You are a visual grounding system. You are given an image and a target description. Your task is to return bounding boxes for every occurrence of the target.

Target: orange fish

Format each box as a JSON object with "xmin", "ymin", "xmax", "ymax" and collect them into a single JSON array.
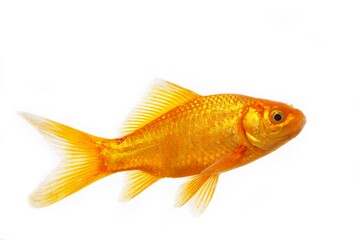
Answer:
[{"xmin": 20, "ymin": 80, "xmax": 306, "ymax": 214}]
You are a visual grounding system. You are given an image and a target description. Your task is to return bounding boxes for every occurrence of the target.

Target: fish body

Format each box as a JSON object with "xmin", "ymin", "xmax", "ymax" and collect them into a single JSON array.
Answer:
[
  {"xmin": 20, "ymin": 81, "xmax": 306, "ymax": 214},
  {"xmin": 106, "ymin": 94, "xmax": 248, "ymax": 177}
]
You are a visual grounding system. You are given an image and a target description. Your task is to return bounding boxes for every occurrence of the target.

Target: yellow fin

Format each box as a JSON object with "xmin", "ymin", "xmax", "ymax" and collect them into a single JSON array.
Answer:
[
  {"xmin": 120, "ymin": 80, "xmax": 200, "ymax": 136},
  {"xmin": 175, "ymin": 174, "xmax": 219, "ymax": 215},
  {"xmin": 190, "ymin": 174, "xmax": 219, "ymax": 215},
  {"xmin": 121, "ymin": 170, "xmax": 161, "ymax": 201},
  {"xmin": 19, "ymin": 112, "xmax": 110, "ymax": 208}
]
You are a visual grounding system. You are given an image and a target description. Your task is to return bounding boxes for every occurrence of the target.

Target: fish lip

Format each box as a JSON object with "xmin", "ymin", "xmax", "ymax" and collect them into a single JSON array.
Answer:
[
  {"xmin": 290, "ymin": 112, "xmax": 306, "ymax": 137},
  {"xmin": 297, "ymin": 111, "xmax": 306, "ymax": 129}
]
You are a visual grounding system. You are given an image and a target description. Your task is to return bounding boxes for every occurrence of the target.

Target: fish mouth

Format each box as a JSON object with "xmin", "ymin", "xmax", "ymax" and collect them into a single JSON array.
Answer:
[
  {"xmin": 275, "ymin": 117, "xmax": 306, "ymax": 148},
  {"xmin": 296, "ymin": 109, "xmax": 306, "ymax": 128},
  {"xmin": 289, "ymin": 110, "xmax": 306, "ymax": 138}
]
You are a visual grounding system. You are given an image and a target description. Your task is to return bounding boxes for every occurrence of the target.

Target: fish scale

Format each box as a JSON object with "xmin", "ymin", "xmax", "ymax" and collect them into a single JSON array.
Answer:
[
  {"xmin": 131, "ymin": 95, "xmax": 239, "ymax": 174},
  {"xmin": 109, "ymin": 95, "xmax": 245, "ymax": 177}
]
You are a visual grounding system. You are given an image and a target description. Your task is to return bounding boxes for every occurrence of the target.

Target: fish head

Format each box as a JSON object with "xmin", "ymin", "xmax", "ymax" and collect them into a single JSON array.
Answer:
[{"xmin": 242, "ymin": 99, "xmax": 306, "ymax": 151}]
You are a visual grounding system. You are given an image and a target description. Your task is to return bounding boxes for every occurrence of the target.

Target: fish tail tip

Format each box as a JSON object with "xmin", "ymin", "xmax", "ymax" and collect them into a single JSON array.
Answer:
[
  {"xmin": 17, "ymin": 111, "xmax": 32, "ymax": 119},
  {"xmin": 18, "ymin": 112, "xmax": 45, "ymax": 125},
  {"xmin": 21, "ymin": 112, "xmax": 111, "ymax": 207},
  {"xmin": 28, "ymin": 194, "xmax": 46, "ymax": 208}
]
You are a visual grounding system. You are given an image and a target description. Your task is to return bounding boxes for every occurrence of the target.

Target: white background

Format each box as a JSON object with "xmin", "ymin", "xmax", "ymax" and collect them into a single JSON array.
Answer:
[{"xmin": 1, "ymin": 0, "xmax": 359, "ymax": 239}]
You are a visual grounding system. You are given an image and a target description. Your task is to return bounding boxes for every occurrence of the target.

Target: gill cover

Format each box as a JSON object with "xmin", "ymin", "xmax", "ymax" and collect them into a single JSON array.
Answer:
[{"xmin": 243, "ymin": 105, "xmax": 267, "ymax": 150}]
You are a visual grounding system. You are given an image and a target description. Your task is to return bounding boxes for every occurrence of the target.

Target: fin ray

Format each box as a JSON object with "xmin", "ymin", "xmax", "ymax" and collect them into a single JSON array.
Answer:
[
  {"xmin": 120, "ymin": 80, "xmax": 200, "ymax": 136},
  {"xmin": 190, "ymin": 174, "xmax": 219, "ymax": 215},
  {"xmin": 121, "ymin": 170, "xmax": 161, "ymax": 201},
  {"xmin": 175, "ymin": 174, "xmax": 219, "ymax": 215},
  {"xmin": 19, "ymin": 112, "xmax": 110, "ymax": 208},
  {"xmin": 175, "ymin": 174, "xmax": 210, "ymax": 208}
]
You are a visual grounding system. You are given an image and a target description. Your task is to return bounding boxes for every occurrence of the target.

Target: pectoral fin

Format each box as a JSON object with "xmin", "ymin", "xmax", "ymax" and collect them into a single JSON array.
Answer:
[
  {"xmin": 175, "ymin": 174, "xmax": 219, "ymax": 215},
  {"xmin": 121, "ymin": 170, "xmax": 161, "ymax": 201},
  {"xmin": 175, "ymin": 145, "xmax": 247, "ymax": 214},
  {"xmin": 201, "ymin": 145, "xmax": 247, "ymax": 174}
]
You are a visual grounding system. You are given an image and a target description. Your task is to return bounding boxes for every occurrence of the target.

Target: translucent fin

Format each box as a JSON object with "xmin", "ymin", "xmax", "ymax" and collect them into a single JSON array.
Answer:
[
  {"xmin": 120, "ymin": 80, "xmax": 200, "ymax": 136},
  {"xmin": 175, "ymin": 175, "xmax": 211, "ymax": 208},
  {"xmin": 19, "ymin": 112, "xmax": 110, "ymax": 208},
  {"xmin": 190, "ymin": 174, "xmax": 219, "ymax": 215},
  {"xmin": 121, "ymin": 170, "xmax": 161, "ymax": 201},
  {"xmin": 175, "ymin": 174, "xmax": 219, "ymax": 215}
]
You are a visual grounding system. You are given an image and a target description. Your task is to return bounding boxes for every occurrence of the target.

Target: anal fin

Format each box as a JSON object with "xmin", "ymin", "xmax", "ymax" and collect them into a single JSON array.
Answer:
[
  {"xmin": 175, "ymin": 174, "xmax": 219, "ymax": 215},
  {"xmin": 121, "ymin": 170, "xmax": 161, "ymax": 201}
]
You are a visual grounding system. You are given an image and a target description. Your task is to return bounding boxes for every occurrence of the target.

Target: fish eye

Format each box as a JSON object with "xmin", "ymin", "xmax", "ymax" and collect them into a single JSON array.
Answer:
[
  {"xmin": 270, "ymin": 110, "xmax": 285, "ymax": 124},
  {"xmin": 274, "ymin": 113, "xmax": 282, "ymax": 121}
]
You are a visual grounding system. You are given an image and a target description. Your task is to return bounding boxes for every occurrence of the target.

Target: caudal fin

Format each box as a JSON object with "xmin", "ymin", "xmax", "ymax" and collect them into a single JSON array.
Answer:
[{"xmin": 19, "ymin": 112, "xmax": 110, "ymax": 208}]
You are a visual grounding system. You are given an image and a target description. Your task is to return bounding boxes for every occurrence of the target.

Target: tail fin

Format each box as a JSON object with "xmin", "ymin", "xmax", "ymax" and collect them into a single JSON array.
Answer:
[{"xmin": 19, "ymin": 112, "xmax": 110, "ymax": 208}]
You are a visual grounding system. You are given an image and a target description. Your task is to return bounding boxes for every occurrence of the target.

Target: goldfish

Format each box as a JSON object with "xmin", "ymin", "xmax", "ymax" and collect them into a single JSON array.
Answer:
[{"xmin": 20, "ymin": 80, "xmax": 306, "ymax": 214}]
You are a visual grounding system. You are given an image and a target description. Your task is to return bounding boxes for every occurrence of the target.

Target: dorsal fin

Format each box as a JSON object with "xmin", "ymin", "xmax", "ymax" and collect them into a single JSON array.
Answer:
[{"xmin": 120, "ymin": 80, "xmax": 200, "ymax": 136}]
